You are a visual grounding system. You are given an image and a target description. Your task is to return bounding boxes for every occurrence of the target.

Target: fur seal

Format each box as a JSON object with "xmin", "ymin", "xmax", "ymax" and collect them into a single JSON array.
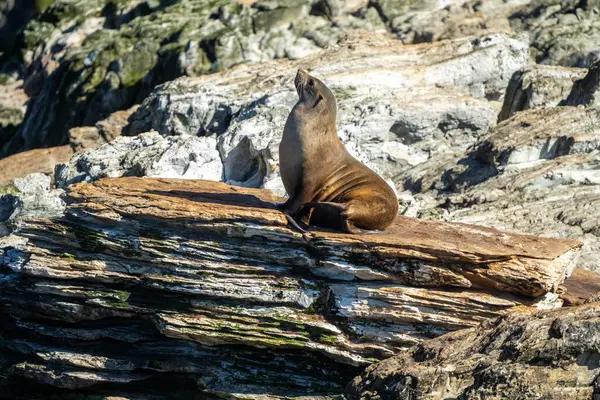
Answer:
[{"xmin": 279, "ymin": 69, "xmax": 398, "ymax": 233}]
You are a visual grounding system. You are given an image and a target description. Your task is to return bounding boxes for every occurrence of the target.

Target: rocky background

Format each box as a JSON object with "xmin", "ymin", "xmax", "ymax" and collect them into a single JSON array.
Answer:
[{"xmin": 2, "ymin": 0, "xmax": 600, "ymax": 398}]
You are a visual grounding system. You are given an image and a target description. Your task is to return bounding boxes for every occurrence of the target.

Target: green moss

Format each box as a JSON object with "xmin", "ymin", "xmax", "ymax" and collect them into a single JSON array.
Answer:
[
  {"xmin": 190, "ymin": 47, "xmax": 212, "ymax": 76},
  {"xmin": 0, "ymin": 107, "xmax": 24, "ymax": 128},
  {"xmin": 118, "ymin": 40, "xmax": 159, "ymax": 87},
  {"xmin": 317, "ymin": 334, "xmax": 338, "ymax": 345},
  {"xmin": 23, "ymin": 21, "xmax": 55, "ymax": 51},
  {"xmin": 68, "ymin": 225, "xmax": 108, "ymax": 253},
  {"xmin": 109, "ymin": 301, "xmax": 131, "ymax": 309},
  {"xmin": 0, "ymin": 183, "xmax": 19, "ymax": 196},
  {"xmin": 333, "ymin": 86, "xmax": 357, "ymax": 102},
  {"xmin": 46, "ymin": 0, "xmax": 107, "ymax": 22},
  {"xmin": 0, "ymin": 73, "xmax": 11, "ymax": 85},
  {"xmin": 35, "ymin": 0, "xmax": 56, "ymax": 12},
  {"xmin": 214, "ymin": 32, "xmax": 243, "ymax": 72},
  {"xmin": 253, "ymin": 5, "xmax": 306, "ymax": 32},
  {"xmin": 417, "ymin": 206, "xmax": 447, "ymax": 221}
]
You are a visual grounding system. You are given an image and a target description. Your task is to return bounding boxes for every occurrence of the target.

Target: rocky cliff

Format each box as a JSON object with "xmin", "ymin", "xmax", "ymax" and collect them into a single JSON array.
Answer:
[{"xmin": 2, "ymin": 0, "xmax": 600, "ymax": 398}]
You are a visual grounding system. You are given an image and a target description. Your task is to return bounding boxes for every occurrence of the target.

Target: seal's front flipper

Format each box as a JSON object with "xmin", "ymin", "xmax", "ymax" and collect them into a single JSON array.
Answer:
[{"xmin": 283, "ymin": 211, "xmax": 308, "ymax": 233}]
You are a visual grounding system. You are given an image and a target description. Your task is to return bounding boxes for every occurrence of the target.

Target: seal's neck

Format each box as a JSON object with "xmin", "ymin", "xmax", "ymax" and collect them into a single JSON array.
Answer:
[{"xmin": 291, "ymin": 102, "xmax": 337, "ymax": 139}]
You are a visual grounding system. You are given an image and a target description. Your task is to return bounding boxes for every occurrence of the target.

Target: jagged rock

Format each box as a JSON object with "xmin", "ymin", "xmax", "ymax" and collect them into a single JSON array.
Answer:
[
  {"xmin": 509, "ymin": 0, "xmax": 600, "ymax": 68},
  {"xmin": 498, "ymin": 64, "xmax": 587, "ymax": 122},
  {"xmin": 346, "ymin": 302, "xmax": 600, "ymax": 399},
  {"xmin": 55, "ymin": 131, "xmax": 222, "ymax": 188},
  {"xmin": 0, "ymin": 145, "xmax": 73, "ymax": 185},
  {"xmin": 0, "ymin": 80, "xmax": 27, "ymax": 151},
  {"xmin": 0, "ymin": 0, "xmax": 387, "ymax": 158},
  {"xmin": 388, "ymin": 0, "xmax": 525, "ymax": 43},
  {"xmin": 433, "ymin": 106, "xmax": 600, "ymax": 273},
  {"xmin": 561, "ymin": 267, "xmax": 600, "ymax": 305},
  {"xmin": 0, "ymin": 177, "xmax": 581, "ymax": 398},
  {"xmin": 562, "ymin": 60, "xmax": 600, "ymax": 107},
  {"xmin": 0, "ymin": 0, "xmax": 37, "ymax": 57},
  {"xmin": 0, "ymin": 173, "xmax": 65, "ymax": 236},
  {"xmin": 126, "ymin": 31, "xmax": 529, "ymax": 195},
  {"xmin": 69, "ymin": 105, "xmax": 139, "ymax": 152}
]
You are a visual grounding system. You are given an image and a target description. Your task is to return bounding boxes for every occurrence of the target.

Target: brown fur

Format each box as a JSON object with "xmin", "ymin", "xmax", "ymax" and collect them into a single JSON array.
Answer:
[{"xmin": 279, "ymin": 69, "xmax": 398, "ymax": 233}]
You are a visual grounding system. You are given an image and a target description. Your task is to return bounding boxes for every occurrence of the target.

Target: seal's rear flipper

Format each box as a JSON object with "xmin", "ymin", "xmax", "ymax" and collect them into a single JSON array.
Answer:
[
  {"xmin": 299, "ymin": 202, "xmax": 393, "ymax": 235},
  {"xmin": 341, "ymin": 220, "xmax": 388, "ymax": 235},
  {"xmin": 346, "ymin": 227, "xmax": 393, "ymax": 235}
]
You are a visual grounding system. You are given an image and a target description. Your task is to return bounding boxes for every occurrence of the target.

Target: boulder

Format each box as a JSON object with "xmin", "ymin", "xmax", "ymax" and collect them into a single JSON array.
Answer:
[
  {"xmin": 562, "ymin": 60, "xmax": 600, "ymax": 107},
  {"xmin": 0, "ymin": 177, "xmax": 582, "ymax": 398},
  {"xmin": 0, "ymin": 173, "xmax": 65, "ymax": 236},
  {"xmin": 498, "ymin": 64, "xmax": 587, "ymax": 121},
  {"xmin": 55, "ymin": 132, "xmax": 222, "ymax": 188},
  {"xmin": 346, "ymin": 302, "xmax": 600, "ymax": 399},
  {"xmin": 510, "ymin": 0, "xmax": 600, "ymax": 68}
]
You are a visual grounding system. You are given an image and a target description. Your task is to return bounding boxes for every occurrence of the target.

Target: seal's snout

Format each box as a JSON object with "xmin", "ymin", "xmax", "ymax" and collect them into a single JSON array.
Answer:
[{"xmin": 295, "ymin": 69, "xmax": 310, "ymax": 91}]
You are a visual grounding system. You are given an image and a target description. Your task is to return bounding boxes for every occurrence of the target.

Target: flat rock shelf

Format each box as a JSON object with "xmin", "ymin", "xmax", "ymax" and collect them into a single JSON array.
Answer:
[{"xmin": 0, "ymin": 178, "xmax": 582, "ymax": 399}]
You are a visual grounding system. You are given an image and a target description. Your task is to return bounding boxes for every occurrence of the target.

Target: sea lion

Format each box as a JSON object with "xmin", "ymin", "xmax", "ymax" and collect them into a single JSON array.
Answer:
[{"xmin": 278, "ymin": 69, "xmax": 398, "ymax": 233}]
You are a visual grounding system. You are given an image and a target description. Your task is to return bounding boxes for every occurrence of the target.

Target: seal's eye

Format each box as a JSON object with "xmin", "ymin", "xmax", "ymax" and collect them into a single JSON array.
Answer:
[{"xmin": 308, "ymin": 79, "xmax": 315, "ymax": 87}]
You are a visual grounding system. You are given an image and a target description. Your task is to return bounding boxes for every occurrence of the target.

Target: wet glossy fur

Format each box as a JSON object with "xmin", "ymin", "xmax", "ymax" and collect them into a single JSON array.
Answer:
[{"xmin": 279, "ymin": 69, "xmax": 398, "ymax": 233}]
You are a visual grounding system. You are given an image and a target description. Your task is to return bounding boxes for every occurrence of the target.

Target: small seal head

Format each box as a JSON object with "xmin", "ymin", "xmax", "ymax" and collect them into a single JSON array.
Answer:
[{"xmin": 294, "ymin": 69, "xmax": 334, "ymax": 112}]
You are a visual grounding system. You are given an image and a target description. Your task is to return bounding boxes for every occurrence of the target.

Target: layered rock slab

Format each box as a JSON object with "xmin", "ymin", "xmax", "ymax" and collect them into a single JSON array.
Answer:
[
  {"xmin": 346, "ymin": 302, "xmax": 600, "ymax": 399},
  {"xmin": 0, "ymin": 177, "xmax": 582, "ymax": 398}
]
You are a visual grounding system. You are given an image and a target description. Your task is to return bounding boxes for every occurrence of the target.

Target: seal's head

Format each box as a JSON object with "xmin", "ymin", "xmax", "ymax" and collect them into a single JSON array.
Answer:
[{"xmin": 294, "ymin": 69, "xmax": 336, "ymax": 117}]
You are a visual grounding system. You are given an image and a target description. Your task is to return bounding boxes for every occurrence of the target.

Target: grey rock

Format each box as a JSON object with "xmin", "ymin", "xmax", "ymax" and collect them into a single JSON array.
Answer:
[
  {"xmin": 432, "ymin": 106, "xmax": 600, "ymax": 273},
  {"xmin": 562, "ymin": 60, "xmax": 600, "ymax": 107},
  {"xmin": 55, "ymin": 131, "xmax": 223, "ymax": 188},
  {"xmin": 0, "ymin": 173, "xmax": 65, "ymax": 236},
  {"xmin": 389, "ymin": 0, "xmax": 527, "ymax": 43},
  {"xmin": 0, "ymin": 234, "xmax": 28, "ymax": 272},
  {"xmin": 346, "ymin": 302, "xmax": 600, "ymax": 399},
  {"xmin": 510, "ymin": 0, "xmax": 600, "ymax": 68},
  {"xmin": 498, "ymin": 64, "xmax": 588, "ymax": 121}
]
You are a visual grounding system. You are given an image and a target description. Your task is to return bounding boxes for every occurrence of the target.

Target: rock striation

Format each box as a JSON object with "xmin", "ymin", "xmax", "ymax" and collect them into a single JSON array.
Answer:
[
  {"xmin": 0, "ymin": 177, "xmax": 581, "ymax": 398},
  {"xmin": 346, "ymin": 302, "xmax": 600, "ymax": 399}
]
